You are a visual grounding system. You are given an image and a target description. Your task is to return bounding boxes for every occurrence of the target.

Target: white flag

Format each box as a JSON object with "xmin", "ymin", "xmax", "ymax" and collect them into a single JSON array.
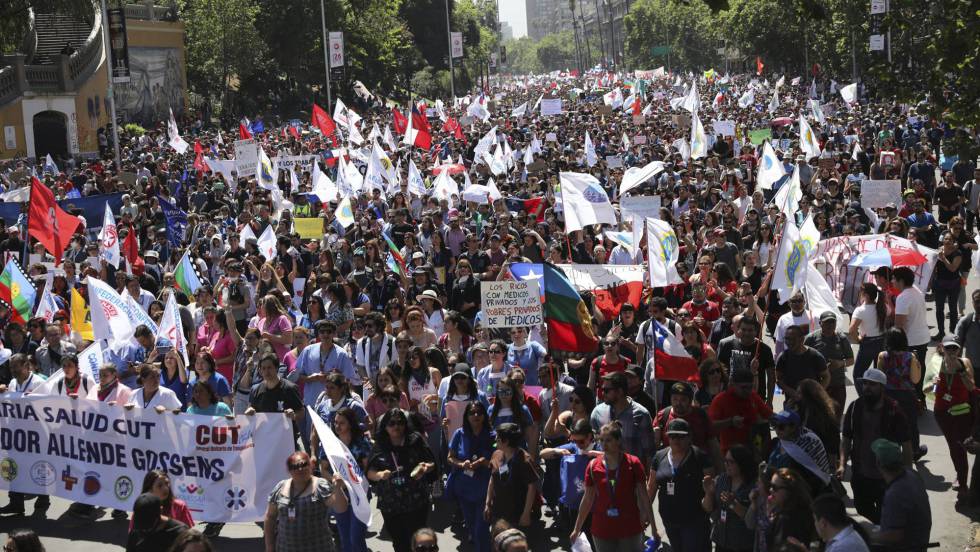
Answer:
[
  {"xmin": 474, "ymin": 126, "xmax": 497, "ymax": 158},
  {"xmin": 809, "ymin": 99, "xmax": 826, "ymax": 125},
  {"xmin": 256, "ymin": 225, "xmax": 277, "ymax": 260},
  {"xmin": 99, "ymin": 202, "xmax": 121, "ymax": 269},
  {"xmin": 44, "ymin": 153, "xmax": 59, "ymax": 175},
  {"xmin": 462, "ymin": 184, "xmax": 494, "ymax": 204},
  {"xmin": 603, "ymin": 88, "xmax": 624, "ymax": 108},
  {"xmin": 851, "ymin": 140, "xmax": 862, "ymax": 161},
  {"xmin": 559, "ymin": 172, "xmax": 617, "ymax": 233},
  {"xmin": 680, "ymin": 81, "xmax": 699, "ymax": 114},
  {"xmin": 126, "ymin": 293, "xmax": 158, "ymax": 334},
  {"xmin": 382, "ymin": 125, "xmax": 397, "ymax": 152},
  {"xmin": 511, "ymin": 102, "xmax": 528, "ymax": 117},
  {"xmin": 774, "ymin": 166, "xmax": 802, "ymax": 219},
  {"xmin": 312, "ymin": 161, "xmax": 337, "ymax": 204},
  {"xmin": 646, "ymin": 217, "xmax": 682, "ymax": 287},
  {"xmin": 308, "ymin": 406, "xmax": 372, "ymax": 527},
  {"xmin": 737, "ymin": 89, "xmax": 755, "ymax": 109},
  {"xmin": 240, "ymin": 223, "xmax": 257, "ymax": 245},
  {"xmin": 756, "ymin": 141, "xmax": 786, "ymax": 190},
  {"xmin": 467, "ymin": 97, "xmax": 490, "ymax": 122},
  {"xmin": 432, "ymin": 169, "xmax": 459, "ymax": 202},
  {"xmin": 167, "ymin": 109, "xmax": 189, "ymax": 154},
  {"xmin": 288, "ymin": 167, "xmax": 301, "ymax": 194},
  {"xmin": 799, "ymin": 114, "xmax": 821, "ymax": 160},
  {"xmin": 767, "ymin": 90, "xmax": 780, "ymax": 114},
  {"xmin": 257, "ymin": 147, "xmax": 277, "ymax": 190},
  {"xmin": 620, "ymin": 161, "xmax": 665, "ymax": 196},
  {"xmin": 775, "ymin": 75, "xmax": 785, "ymax": 89},
  {"xmin": 334, "ymin": 196, "xmax": 356, "ymax": 228},
  {"xmin": 533, "ymin": 94, "xmax": 543, "ymax": 112},
  {"xmin": 690, "ymin": 114, "xmax": 708, "ymax": 159},
  {"xmin": 839, "ymin": 82, "xmax": 858, "ymax": 104},
  {"xmin": 364, "ymin": 142, "xmax": 387, "ymax": 195},
  {"xmin": 407, "ymin": 159, "xmax": 427, "ymax": 197},
  {"xmin": 772, "ymin": 221, "xmax": 808, "ymax": 299},
  {"xmin": 34, "ymin": 287, "xmax": 60, "ymax": 323},
  {"xmin": 87, "ymin": 277, "xmax": 136, "ymax": 345},
  {"xmin": 157, "ymin": 291, "xmax": 188, "ymax": 364},
  {"xmin": 0, "ymin": 187, "xmax": 30, "ymax": 203},
  {"xmin": 487, "ymin": 178, "xmax": 502, "ymax": 202},
  {"xmin": 622, "ymin": 133, "xmax": 631, "ymax": 150},
  {"xmin": 77, "ymin": 340, "xmax": 104, "ymax": 386},
  {"xmin": 584, "ymin": 131, "xmax": 597, "ymax": 167},
  {"xmin": 799, "ymin": 213, "xmax": 821, "ymax": 258},
  {"xmin": 804, "ymin": 266, "xmax": 841, "ymax": 322}
]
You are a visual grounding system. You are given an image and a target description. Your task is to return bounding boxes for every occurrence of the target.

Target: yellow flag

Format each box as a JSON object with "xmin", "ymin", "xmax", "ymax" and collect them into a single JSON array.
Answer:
[
  {"xmin": 70, "ymin": 286, "xmax": 94, "ymax": 341},
  {"xmin": 294, "ymin": 217, "xmax": 324, "ymax": 240}
]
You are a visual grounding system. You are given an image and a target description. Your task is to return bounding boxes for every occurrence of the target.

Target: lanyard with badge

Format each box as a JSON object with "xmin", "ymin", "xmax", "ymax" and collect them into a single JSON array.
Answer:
[
  {"xmin": 390, "ymin": 451, "xmax": 407, "ymax": 486},
  {"xmin": 665, "ymin": 451, "xmax": 679, "ymax": 496},
  {"xmin": 16, "ymin": 373, "xmax": 33, "ymax": 393},
  {"xmin": 604, "ymin": 458, "xmax": 620, "ymax": 517},
  {"xmin": 287, "ymin": 478, "xmax": 312, "ymax": 520}
]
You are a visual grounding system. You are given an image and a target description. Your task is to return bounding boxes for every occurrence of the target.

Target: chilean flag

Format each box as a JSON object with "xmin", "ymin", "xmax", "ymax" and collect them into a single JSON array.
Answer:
[
  {"xmin": 554, "ymin": 264, "xmax": 645, "ymax": 321},
  {"xmin": 239, "ymin": 122, "xmax": 252, "ymax": 140},
  {"xmin": 651, "ymin": 319, "xmax": 699, "ymax": 383}
]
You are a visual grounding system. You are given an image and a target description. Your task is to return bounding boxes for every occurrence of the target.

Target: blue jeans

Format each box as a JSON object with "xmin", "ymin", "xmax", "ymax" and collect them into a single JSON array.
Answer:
[
  {"xmin": 335, "ymin": 508, "xmax": 368, "ymax": 552},
  {"xmin": 459, "ymin": 497, "xmax": 490, "ymax": 552}
]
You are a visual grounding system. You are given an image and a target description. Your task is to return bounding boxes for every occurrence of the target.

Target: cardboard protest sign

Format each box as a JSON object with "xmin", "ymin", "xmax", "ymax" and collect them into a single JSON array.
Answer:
[
  {"xmin": 860, "ymin": 180, "xmax": 902, "ymax": 209},
  {"xmin": 481, "ymin": 280, "xmax": 542, "ymax": 328}
]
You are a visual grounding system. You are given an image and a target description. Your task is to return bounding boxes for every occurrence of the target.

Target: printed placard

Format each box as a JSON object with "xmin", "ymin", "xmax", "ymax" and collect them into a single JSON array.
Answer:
[{"xmin": 860, "ymin": 180, "xmax": 902, "ymax": 209}]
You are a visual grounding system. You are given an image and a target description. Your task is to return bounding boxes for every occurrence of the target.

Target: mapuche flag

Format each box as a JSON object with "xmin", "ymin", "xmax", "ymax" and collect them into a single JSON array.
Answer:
[
  {"xmin": 509, "ymin": 262, "xmax": 598, "ymax": 353},
  {"xmin": 0, "ymin": 259, "xmax": 37, "ymax": 324},
  {"xmin": 28, "ymin": 176, "xmax": 82, "ymax": 265}
]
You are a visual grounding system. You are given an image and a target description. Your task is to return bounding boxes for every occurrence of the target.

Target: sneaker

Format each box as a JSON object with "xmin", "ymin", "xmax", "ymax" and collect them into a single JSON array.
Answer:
[
  {"xmin": 112, "ymin": 509, "xmax": 128, "ymax": 520},
  {"xmin": 203, "ymin": 523, "xmax": 224, "ymax": 538},
  {"xmin": 915, "ymin": 444, "xmax": 928, "ymax": 462},
  {"xmin": 931, "ymin": 333, "xmax": 945, "ymax": 342},
  {"xmin": 0, "ymin": 503, "xmax": 25, "ymax": 516}
]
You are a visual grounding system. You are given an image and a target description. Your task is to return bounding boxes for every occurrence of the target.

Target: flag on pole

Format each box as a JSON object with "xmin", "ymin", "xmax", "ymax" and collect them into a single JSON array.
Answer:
[
  {"xmin": 77, "ymin": 341, "xmax": 103, "ymax": 385},
  {"xmin": 256, "ymin": 225, "xmax": 277, "ymax": 260},
  {"xmin": 257, "ymin": 147, "xmax": 277, "ymax": 190},
  {"xmin": 43, "ymin": 154, "xmax": 59, "ymax": 175},
  {"xmin": 554, "ymin": 263, "xmax": 644, "ymax": 320},
  {"xmin": 646, "ymin": 217, "xmax": 682, "ymax": 287},
  {"xmin": 312, "ymin": 103, "xmax": 338, "ymax": 144},
  {"xmin": 690, "ymin": 114, "xmax": 708, "ymax": 159},
  {"xmin": 768, "ymin": 90, "xmax": 780, "ymax": 114},
  {"xmin": 772, "ymin": 220, "xmax": 808, "ymax": 300},
  {"xmin": 799, "ymin": 213, "xmax": 821, "ymax": 258},
  {"xmin": 70, "ymin": 286, "xmax": 94, "ymax": 341},
  {"xmin": 87, "ymin": 276, "xmax": 136, "ymax": 345},
  {"xmin": 839, "ymin": 83, "xmax": 858, "ymax": 104},
  {"xmin": 309, "ymin": 406, "xmax": 372, "ymax": 526},
  {"xmin": 737, "ymin": 89, "xmax": 755, "ymax": 109},
  {"xmin": 509, "ymin": 263, "xmax": 598, "ymax": 353},
  {"xmin": 335, "ymin": 196, "xmax": 356, "ymax": 228},
  {"xmin": 584, "ymin": 131, "xmax": 597, "ymax": 167},
  {"xmin": 798, "ymin": 114, "xmax": 821, "ymax": 160},
  {"xmin": 651, "ymin": 319, "xmax": 699, "ymax": 382},
  {"xmin": 158, "ymin": 291, "xmax": 189, "ymax": 364},
  {"xmin": 558, "ymin": 172, "xmax": 617, "ymax": 233},
  {"xmin": 774, "ymin": 166, "xmax": 803, "ymax": 220},
  {"xmin": 98, "ymin": 202, "xmax": 121, "ymax": 269},
  {"xmin": 382, "ymin": 232, "xmax": 406, "ymax": 275},
  {"xmin": 0, "ymin": 260, "xmax": 36, "ymax": 324},
  {"xmin": 34, "ymin": 287, "xmax": 60, "ymax": 323},
  {"xmin": 28, "ymin": 176, "xmax": 82, "ymax": 265},
  {"xmin": 173, "ymin": 251, "xmax": 204, "ymax": 298},
  {"xmin": 756, "ymin": 56, "xmax": 764, "ymax": 75},
  {"xmin": 680, "ymin": 81, "xmax": 699, "ymax": 114},
  {"xmin": 756, "ymin": 141, "xmax": 786, "ymax": 189}
]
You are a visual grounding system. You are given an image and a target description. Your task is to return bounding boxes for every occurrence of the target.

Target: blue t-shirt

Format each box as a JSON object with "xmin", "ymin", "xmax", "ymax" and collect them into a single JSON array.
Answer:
[
  {"xmin": 161, "ymin": 368, "xmax": 187, "ymax": 406},
  {"xmin": 446, "ymin": 427, "xmax": 494, "ymax": 502},
  {"xmin": 187, "ymin": 372, "xmax": 232, "ymax": 401},
  {"xmin": 488, "ymin": 403, "xmax": 533, "ymax": 430},
  {"xmin": 506, "ymin": 342, "xmax": 547, "ymax": 386}
]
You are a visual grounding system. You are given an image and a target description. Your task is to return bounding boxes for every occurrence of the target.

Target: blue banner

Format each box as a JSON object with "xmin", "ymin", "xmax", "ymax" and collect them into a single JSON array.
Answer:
[{"xmin": 0, "ymin": 192, "xmax": 125, "ymax": 227}]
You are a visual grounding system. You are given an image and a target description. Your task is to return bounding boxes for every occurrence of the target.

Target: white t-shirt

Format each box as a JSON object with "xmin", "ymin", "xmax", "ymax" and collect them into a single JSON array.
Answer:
[
  {"xmin": 774, "ymin": 311, "xmax": 813, "ymax": 358},
  {"xmin": 895, "ymin": 286, "xmax": 930, "ymax": 346},
  {"xmin": 852, "ymin": 303, "xmax": 884, "ymax": 338},
  {"xmin": 131, "ymin": 386, "xmax": 183, "ymax": 410}
]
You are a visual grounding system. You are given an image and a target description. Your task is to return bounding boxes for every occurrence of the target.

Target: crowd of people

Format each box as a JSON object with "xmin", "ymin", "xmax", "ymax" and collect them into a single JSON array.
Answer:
[{"xmin": 0, "ymin": 66, "xmax": 977, "ymax": 552}]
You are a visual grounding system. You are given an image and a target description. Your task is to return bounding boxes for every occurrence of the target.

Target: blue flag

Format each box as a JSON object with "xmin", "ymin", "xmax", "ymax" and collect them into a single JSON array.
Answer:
[
  {"xmin": 250, "ymin": 119, "xmax": 265, "ymax": 134},
  {"xmin": 157, "ymin": 195, "xmax": 188, "ymax": 246}
]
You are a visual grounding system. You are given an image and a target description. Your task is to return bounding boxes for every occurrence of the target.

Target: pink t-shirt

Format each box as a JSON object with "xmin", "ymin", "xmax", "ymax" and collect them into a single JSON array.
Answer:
[
  {"xmin": 256, "ymin": 315, "xmax": 293, "ymax": 360},
  {"xmin": 209, "ymin": 332, "xmax": 236, "ymax": 383}
]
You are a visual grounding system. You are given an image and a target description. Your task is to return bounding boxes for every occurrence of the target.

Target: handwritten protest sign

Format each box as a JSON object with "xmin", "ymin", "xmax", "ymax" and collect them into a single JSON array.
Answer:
[
  {"xmin": 860, "ymin": 180, "xmax": 902, "ymax": 209},
  {"xmin": 540, "ymin": 99, "xmax": 563, "ymax": 116},
  {"xmin": 481, "ymin": 280, "xmax": 542, "ymax": 328},
  {"xmin": 233, "ymin": 139, "xmax": 258, "ymax": 176}
]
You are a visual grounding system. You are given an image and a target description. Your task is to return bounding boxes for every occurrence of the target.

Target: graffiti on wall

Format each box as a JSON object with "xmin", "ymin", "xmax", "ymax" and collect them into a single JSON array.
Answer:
[{"xmin": 114, "ymin": 47, "xmax": 185, "ymax": 124}]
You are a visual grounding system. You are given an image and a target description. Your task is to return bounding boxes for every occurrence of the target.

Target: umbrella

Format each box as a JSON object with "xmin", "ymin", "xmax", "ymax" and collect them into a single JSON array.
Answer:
[
  {"xmin": 848, "ymin": 247, "xmax": 928, "ymax": 268},
  {"xmin": 771, "ymin": 117, "xmax": 793, "ymax": 127},
  {"xmin": 431, "ymin": 163, "xmax": 466, "ymax": 176}
]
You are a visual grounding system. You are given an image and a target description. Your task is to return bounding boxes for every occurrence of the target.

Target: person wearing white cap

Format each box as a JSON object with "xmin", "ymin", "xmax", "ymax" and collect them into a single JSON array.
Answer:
[{"xmin": 838, "ymin": 367, "xmax": 914, "ymax": 524}]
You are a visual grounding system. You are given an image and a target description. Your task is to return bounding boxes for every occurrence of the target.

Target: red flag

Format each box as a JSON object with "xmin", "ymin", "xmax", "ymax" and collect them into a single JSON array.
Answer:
[
  {"xmin": 442, "ymin": 117, "xmax": 464, "ymax": 141},
  {"xmin": 193, "ymin": 152, "xmax": 207, "ymax": 173},
  {"xmin": 289, "ymin": 126, "xmax": 300, "ymax": 140},
  {"xmin": 408, "ymin": 106, "xmax": 432, "ymax": 150},
  {"xmin": 410, "ymin": 106, "xmax": 430, "ymax": 133},
  {"xmin": 193, "ymin": 141, "xmax": 203, "ymax": 155},
  {"xmin": 633, "ymin": 96, "xmax": 642, "ymax": 116},
  {"xmin": 392, "ymin": 107, "xmax": 408, "ymax": 134},
  {"xmin": 311, "ymin": 103, "xmax": 338, "ymax": 145},
  {"xmin": 122, "ymin": 225, "xmax": 144, "ymax": 276},
  {"xmin": 28, "ymin": 177, "xmax": 82, "ymax": 265},
  {"xmin": 756, "ymin": 56, "xmax": 764, "ymax": 75},
  {"xmin": 523, "ymin": 196, "xmax": 546, "ymax": 222},
  {"xmin": 239, "ymin": 123, "xmax": 252, "ymax": 139}
]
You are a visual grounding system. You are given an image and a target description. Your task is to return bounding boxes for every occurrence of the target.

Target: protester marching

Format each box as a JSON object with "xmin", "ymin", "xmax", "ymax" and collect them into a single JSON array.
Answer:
[{"xmin": 1, "ymin": 62, "xmax": 976, "ymax": 552}]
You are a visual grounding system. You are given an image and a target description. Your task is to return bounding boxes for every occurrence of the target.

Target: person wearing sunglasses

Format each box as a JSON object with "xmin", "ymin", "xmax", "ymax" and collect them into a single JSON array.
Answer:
[
  {"xmin": 747, "ymin": 468, "xmax": 816, "ymax": 551},
  {"xmin": 410, "ymin": 527, "xmax": 439, "ymax": 552},
  {"xmin": 767, "ymin": 409, "xmax": 834, "ymax": 497},
  {"xmin": 289, "ymin": 320, "xmax": 356, "ymax": 451},
  {"xmin": 476, "ymin": 339, "xmax": 510, "ymax": 398},
  {"xmin": 264, "ymin": 451, "xmax": 348, "ymax": 552},
  {"xmin": 367, "ymin": 409, "xmax": 438, "ymax": 552},
  {"xmin": 446, "ymin": 401, "xmax": 494, "ymax": 552}
]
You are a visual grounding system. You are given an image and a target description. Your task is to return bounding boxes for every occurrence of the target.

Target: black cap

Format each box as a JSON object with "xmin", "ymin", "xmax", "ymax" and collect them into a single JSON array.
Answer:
[{"xmin": 670, "ymin": 381, "xmax": 694, "ymax": 399}]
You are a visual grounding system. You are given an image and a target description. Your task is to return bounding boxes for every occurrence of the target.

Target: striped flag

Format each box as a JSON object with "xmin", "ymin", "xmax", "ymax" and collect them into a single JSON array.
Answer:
[
  {"xmin": 0, "ymin": 259, "xmax": 36, "ymax": 324},
  {"xmin": 173, "ymin": 250, "xmax": 204, "ymax": 298}
]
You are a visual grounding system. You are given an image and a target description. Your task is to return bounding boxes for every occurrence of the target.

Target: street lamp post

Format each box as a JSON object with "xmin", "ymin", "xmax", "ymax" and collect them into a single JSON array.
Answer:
[
  {"xmin": 446, "ymin": 0, "xmax": 455, "ymax": 98},
  {"xmin": 319, "ymin": 0, "xmax": 332, "ymax": 109}
]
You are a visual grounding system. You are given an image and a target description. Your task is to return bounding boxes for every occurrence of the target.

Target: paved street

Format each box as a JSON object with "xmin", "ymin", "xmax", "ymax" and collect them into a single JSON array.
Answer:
[{"xmin": 2, "ymin": 282, "xmax": 975, "ymax": 551}]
